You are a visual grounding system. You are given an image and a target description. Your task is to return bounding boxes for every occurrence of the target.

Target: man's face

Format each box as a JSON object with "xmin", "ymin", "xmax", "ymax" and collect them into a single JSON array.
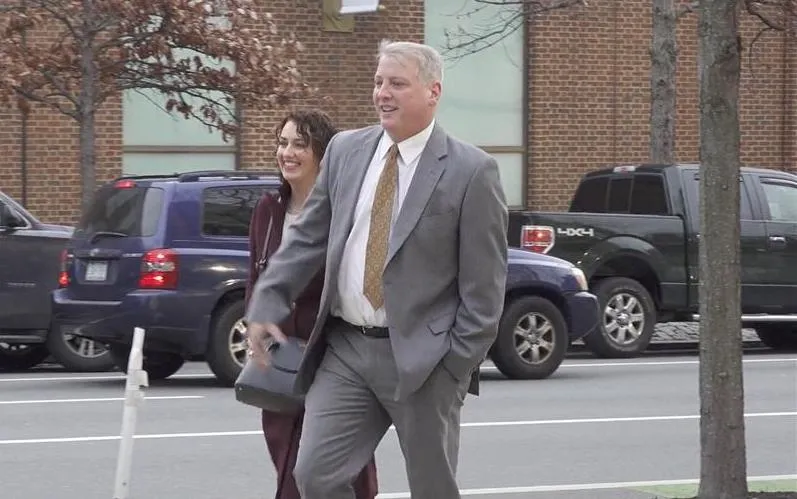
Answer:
[{"xmin": 372, "ymin": 55, "xmax": 440, "ymax": 142}]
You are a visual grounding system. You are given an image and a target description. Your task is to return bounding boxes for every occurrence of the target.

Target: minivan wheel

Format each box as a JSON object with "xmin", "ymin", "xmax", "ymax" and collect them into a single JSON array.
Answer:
[
  {"xmin": 45, "ymin": 328, "xmax": 114, "ymax": 372},
  {"xmin": 0, "ymin": 343, "xmax": 49, "ymax": 371},
  {"xmin": 582, "ymin": 277, "xmax": 656, "ymax": 358},
  {"xmin": 206, "ymin": 298, "xmax": 247, "ymax": 387},
  {"xmin": 490, "ymin": 296, "xmax": 568, "ymax": 380},
  {"xmin": 109, "ymin": 345, "xmax": 185, "ymax": 381}
]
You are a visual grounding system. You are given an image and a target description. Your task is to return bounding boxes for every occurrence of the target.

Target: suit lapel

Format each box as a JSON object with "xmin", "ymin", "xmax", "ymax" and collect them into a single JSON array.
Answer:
[
  {"xmin": 387, "ymin": 124, "xmax": 448, "ymax": 263},
  {"xmin": 335, "ymin": 126, "xmax": 383, "ymax": 242}
]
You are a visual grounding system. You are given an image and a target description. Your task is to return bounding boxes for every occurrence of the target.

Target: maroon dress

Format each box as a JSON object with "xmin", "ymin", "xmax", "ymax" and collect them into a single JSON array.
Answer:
[{"xmin": 245, "ymin": 185, "xmax": 379, "ymax": 499}]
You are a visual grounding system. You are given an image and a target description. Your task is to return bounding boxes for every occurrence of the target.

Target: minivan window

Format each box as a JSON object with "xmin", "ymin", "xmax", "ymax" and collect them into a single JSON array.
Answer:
[
  {"xmin": 202, "ymin": 186, "xmax": 270, "ymax": 237},
  {"xmin": 77, "ymin": 185, "xmax": 164, "ymax": 237}
]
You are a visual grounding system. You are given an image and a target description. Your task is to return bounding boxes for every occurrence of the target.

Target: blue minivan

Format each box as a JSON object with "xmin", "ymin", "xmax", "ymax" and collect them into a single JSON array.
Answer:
[{"xmin": 52, "ymin": 170, "xmax": 599, "ymax": 385}]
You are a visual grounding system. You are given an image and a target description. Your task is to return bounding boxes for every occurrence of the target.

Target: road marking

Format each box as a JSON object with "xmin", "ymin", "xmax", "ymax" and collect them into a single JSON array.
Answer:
[
  {"xmin": 1, "ymin": 411, "xmax": 793, "ymax": 445},
  {"xmin": 376, "ymin": 474, "xmax": 797, "ymax": 497},
  {"xmin": 1, "ymin": 356, "xmax": 794, "ymax": 383},
  {"xmin": 0, "ymin": 395, "xmax": 203, "ymax": 405},
  {"xmin": 483, "ymin": 357, "xmax": 797, "ymax": 371}
]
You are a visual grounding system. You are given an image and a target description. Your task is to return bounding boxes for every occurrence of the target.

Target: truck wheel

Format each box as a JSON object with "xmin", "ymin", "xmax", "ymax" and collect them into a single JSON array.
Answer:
[
  {"xmin": 109, "ymin": 345, "xmax": 185, "ymax": 381},
  {"xmin": 755, "ymin": 326, "xmax": 797, "ymax": 351},
  {"xmin": 206, "ymin": 298, "xmax": 247, "ymax": 387},
  {"xmin": 583, "ymin": 277, "xmax": 656, "ymax": 358},
  {"xmin": 0, "ymin": 343, "xmax": 49, "ymax": 371},
  {"xmin": 45, "ymin": 328, "xmax": 114, "ymax": 372},
  {"xmin": 491, "ymin": 296, "xmax": 568, "ymax": 380}
]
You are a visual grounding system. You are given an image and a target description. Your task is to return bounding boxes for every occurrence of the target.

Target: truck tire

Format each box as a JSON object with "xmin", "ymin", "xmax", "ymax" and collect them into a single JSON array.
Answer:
[
  {"xmin": 45, "ymin": 328, "xmax": 114, "ymax": 372},
  {"xmin": 0, "ymin": 344, "xmax": 49, "ymax": 371},
  {"xmin": 206, "ymin": 298, "xmax": 247, "ymax": 387},
  {"xmin": 491, "ymin": 296, "xmax": 568, "ymax": 380},
  {"xmin": 755, "ymin": 326, "xmax": 797, "ymax": 351},
  {"xmin": 583, "ymin": 277, "xmax": 656, "ymax": 358},
  {"xmin": 109, "ymin": 345, "xmax": 185, "ymax": 381}
]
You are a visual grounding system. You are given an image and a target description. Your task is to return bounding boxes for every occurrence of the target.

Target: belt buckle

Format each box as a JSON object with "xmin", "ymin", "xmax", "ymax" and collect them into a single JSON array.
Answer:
[{"xmin": 358, "ymin": 325, "xmax": 369, "ymax": 335}]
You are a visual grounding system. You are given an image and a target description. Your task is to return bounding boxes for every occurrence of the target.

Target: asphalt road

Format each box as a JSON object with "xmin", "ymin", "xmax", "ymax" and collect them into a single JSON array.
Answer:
[{"xmin": 1, "ymin": 351, "xmax": 795, "ymax": 499}]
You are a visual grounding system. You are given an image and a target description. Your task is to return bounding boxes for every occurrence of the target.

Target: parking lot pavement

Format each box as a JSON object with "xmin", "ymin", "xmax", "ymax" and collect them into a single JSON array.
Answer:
[{"xmin": 0, "ymin": 352, "xmax": 795, "ymax": 499}]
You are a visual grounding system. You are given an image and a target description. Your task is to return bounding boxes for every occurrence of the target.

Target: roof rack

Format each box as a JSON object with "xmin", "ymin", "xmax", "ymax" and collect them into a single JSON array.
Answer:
[{"xmin": 177, "ymin": 170, "xmax": 276, "ymax": 182}]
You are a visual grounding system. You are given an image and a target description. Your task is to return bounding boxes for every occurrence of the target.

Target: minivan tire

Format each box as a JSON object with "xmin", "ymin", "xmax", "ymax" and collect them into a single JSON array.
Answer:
[
  {"xmin": 582, "ymin": 277, "xmax": 656, "ymax": 358},
  {"xmin": 109, "ymin": 345, "xmax": 185, "ymax": 381},
  {"xmin": 0, "ymin": 343, "xmax": 49, "ymax": 371},
  {"xmin": 45, "ymin": 328, "xmax": 115, "ymax": 372},
  {"xmin": 490, "ymin": 295, "xmax": 569, "ymax": 380},
  {"xmin": 206, "ymin": 298, "xmax": 247, "ymax": 387}
]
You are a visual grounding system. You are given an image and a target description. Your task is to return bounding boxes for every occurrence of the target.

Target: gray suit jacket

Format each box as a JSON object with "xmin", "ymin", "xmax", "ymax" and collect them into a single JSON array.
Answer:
[{"xmin": 245, "ymin": 123, "xmax": 508, "ymax": 400}]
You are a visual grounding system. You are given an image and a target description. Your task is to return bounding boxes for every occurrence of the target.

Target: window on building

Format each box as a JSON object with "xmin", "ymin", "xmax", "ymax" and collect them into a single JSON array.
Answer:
[
  {"xmin": 424, "ymin": 0, "xmax": 525, "ymax": 207},
  {"xmin": 122, "ymin": 48, "xmax": 237, "ymax": 176}
]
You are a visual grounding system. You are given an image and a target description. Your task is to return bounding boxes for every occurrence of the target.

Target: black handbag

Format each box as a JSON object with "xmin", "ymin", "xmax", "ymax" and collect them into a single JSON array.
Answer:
[{"xmin": 234, "ymin": 336, "xmax": 306, "ymax": 413}]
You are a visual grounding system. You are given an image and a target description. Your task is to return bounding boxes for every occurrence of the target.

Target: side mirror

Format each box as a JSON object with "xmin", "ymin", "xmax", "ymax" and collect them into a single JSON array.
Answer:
[{"xmin": 0, "ymin": 204, "xmax": 25, "ymax": 230}]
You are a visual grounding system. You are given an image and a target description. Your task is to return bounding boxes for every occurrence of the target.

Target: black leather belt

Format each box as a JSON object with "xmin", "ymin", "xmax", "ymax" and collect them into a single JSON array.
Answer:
[{"xmin": 329, "ymin": 316, "xmax": 390, "ymax": 338}]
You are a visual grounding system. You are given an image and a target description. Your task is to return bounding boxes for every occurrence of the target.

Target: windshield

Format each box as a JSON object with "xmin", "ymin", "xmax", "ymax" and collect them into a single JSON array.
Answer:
[{"xmin": 76, "ymin": 185, "xmax": 164, "ymax": 237}]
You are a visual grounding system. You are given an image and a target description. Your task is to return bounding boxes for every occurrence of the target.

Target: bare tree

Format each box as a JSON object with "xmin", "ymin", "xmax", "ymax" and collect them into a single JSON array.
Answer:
[
  {"xmin": 649, "ymin": 0, "xmax": 697, "ymax": 164},
  {"xmin": 696, "ymin": 0, "xmax": 747, "ymax": 497},
  {"xmin": 0, "ymin": 0, "xmax": 311, "ymax": 213},
  {"xmin": 440, "ymin": 0, "xmax": 584, "ymax": 61}
]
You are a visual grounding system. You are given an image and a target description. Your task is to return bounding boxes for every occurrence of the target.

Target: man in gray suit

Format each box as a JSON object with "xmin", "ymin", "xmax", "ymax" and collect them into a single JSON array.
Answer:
[{"xmin": 245, "ymin": 40, "xmax": 508, "ymax": 498}]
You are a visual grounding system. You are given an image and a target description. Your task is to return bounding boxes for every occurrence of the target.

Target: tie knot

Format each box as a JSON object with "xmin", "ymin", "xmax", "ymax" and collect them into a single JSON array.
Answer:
[{"xmin": 387, "ymin": 143, "xmax": 399, "ymax": 162}]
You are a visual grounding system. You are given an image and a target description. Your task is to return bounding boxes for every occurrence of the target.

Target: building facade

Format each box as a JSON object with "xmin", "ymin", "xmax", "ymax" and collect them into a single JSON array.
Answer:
[{"xmin": 0, "ymin": 0, "xmax": 794, "ymax": 224}]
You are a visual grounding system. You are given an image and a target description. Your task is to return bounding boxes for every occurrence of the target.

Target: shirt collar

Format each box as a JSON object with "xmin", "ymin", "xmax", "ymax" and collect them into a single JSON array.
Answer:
[{"xmin": 379, "ymin": 119, "xmax": 435, "ymax": 166}]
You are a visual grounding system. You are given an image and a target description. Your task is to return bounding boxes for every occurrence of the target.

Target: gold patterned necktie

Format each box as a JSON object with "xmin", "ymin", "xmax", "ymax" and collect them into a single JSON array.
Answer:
[{"xmin": 363, "ymin": 144, "xmax": 400, "ymax": 310}]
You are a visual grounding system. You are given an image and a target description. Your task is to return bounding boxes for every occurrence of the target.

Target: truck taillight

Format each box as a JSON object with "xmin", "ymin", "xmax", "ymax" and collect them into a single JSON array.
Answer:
[
  {"xmin": 58, "ymin": 249, "xmax": 71, "ymax": 288},
  {"xmin": 138, "ymin": 249, "xmax": 178, "ymax": 289},
  {"xmin": 521, "ymin": 225, "xmax": 555, "ymax": 254}
]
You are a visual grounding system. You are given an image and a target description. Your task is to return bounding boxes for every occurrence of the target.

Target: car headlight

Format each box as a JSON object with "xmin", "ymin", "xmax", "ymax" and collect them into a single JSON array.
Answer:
[{"xmin": 571, "ymin": 267, "xmax": 588, "ymax": 291}]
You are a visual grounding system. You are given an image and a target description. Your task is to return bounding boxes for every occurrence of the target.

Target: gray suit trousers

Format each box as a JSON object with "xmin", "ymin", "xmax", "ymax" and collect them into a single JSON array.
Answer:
[{"xmin": 293, "ymin": 322, "xmax": 470, "ymax": 499}]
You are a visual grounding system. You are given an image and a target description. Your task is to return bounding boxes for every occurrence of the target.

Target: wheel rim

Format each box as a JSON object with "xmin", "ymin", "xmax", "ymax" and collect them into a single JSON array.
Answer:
[
  {"xmin": 228, "ymin": 319, "xmax": 248, "ymax": 368},
  {"xmin": 603, "ymin": 292, "xmax": 645, "ymax": 345},
  {"xmin": 63, "ymin": 334, "xmax": 108, "ymax": 358},
  {"xmin": 513, "ymin": 312, "xmax": 555, "ymax": 365}
]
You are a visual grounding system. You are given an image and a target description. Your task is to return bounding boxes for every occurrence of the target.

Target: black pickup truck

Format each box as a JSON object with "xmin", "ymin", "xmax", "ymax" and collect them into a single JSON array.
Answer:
[{"xmin": 508, "ymin": 163, "xmax": 797, "ymax": 357}]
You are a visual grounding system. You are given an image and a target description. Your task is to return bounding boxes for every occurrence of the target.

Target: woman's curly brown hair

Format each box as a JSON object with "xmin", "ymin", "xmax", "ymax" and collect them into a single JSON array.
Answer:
[{"xmin": 274, "ymin": 109, "xmax": 338, "ymax": 166}]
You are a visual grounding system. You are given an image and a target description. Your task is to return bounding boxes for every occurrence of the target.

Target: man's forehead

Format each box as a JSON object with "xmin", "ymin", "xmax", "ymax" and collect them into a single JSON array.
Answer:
[{"xmin": 375, "ymin": 55, "xmax": 420, "ymax": 77}]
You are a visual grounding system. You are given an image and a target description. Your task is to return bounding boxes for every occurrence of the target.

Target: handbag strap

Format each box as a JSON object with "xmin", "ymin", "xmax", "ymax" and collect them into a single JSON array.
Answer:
[{"xmin": 256, "ymin": 213, "xmax": 275, "ymax": 274}]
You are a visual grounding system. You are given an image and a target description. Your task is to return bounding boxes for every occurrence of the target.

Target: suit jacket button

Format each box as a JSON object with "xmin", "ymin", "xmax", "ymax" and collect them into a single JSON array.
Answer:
[{"xmin": 290, "ymin": 302, "xmax": 296, "ymax": 310}]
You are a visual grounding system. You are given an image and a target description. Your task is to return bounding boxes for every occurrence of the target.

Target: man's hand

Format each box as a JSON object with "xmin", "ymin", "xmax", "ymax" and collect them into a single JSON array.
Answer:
[{"xmin": 246, "ymin": 321, "xmax": 288, "ymax": 369}]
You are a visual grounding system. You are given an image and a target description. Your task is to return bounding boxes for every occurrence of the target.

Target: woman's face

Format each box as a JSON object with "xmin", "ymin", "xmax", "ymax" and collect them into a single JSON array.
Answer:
[{"xmin": 276, "ymin": 120, "xmax": 319, "ymax": 186}]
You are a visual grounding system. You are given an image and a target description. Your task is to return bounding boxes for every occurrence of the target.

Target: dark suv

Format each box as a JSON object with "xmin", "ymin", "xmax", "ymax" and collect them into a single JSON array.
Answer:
[
  {"xmin": 53, "ymin": 170, "xmax": 600, "ymax": 385},
  {"xmin": 52, "ymin": 171, "xmax": 280, "ymax": 385}
]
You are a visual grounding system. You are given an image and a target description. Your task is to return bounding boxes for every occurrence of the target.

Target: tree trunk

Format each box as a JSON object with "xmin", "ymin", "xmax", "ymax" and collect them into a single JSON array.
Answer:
[
  {"xmin": 79, "ymin": 0, "xmax": 97, "ymax": 216},
  {"xmin": 650, "ymin": 0, "xmax": 677, "ymax": 164},
  {"xmin": 696, "ymin": 1, "xmax": 747, "ymax": 498}
]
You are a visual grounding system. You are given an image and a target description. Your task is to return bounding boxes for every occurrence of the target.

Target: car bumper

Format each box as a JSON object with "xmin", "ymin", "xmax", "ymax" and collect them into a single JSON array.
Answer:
[
  {"xmin": 564, "ymin": 291, "xmax": 600, "ymax": 340},
  {"xmin": 51, "ymin": 289, "xmax": 211, "ymax": 356}
]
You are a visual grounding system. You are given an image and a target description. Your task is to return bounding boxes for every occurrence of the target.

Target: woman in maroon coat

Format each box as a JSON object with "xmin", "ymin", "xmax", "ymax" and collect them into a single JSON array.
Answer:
[{"xmin": 245, "ymin": 109, "xmax": 379, "ymax": 499}]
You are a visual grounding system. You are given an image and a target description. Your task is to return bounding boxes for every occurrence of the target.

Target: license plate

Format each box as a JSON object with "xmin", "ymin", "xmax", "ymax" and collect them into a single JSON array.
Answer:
[{"xmin": 85, "ymin": 261, "xmax": 108, "ymax": 282}]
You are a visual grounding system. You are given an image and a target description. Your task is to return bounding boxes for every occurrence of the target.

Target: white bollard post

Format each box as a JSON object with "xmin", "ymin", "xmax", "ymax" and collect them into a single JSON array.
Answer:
[{"xmin": 112, "ymin": 327, "xmax": 149, "ymax": 499}]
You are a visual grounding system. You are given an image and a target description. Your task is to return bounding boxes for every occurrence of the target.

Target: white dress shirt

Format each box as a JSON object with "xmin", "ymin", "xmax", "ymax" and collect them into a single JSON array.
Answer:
[{"xmin": 332, "ymin": 120, "xmax": 435, "ymax": 327}]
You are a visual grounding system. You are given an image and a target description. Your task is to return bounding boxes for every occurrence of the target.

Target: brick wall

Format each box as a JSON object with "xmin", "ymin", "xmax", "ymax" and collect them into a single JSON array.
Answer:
[
  {"xmin": 1, "ymin": 0, "xmax": 793, "ymax": 221},
  {"xmin": 0, "ymin": 0, "xmax": 424, "ymax": 224},
  {"xmin": 527, "ymin": 0, "xmax": 795, "ymax": 210},
  {"xmin": 233, "ymin": 0, "xmax": 424, "ymax": 171}
]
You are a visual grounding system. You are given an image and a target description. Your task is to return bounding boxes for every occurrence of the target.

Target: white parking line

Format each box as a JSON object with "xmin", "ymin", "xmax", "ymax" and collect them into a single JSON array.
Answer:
[
  {"xmin": 376, "ymin": 474, "xmax": 797, "ymax": 497},
  {"xmin": 0, "ymin": 356, "xmax": 794, "ymax": 383},
  {"xmin": 0, "ymin": 395, "xmax": 204, "ymax": 405},
  {"xmin": 0, "ymin": 411, "xmax": 793, "ymax": 445}
]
